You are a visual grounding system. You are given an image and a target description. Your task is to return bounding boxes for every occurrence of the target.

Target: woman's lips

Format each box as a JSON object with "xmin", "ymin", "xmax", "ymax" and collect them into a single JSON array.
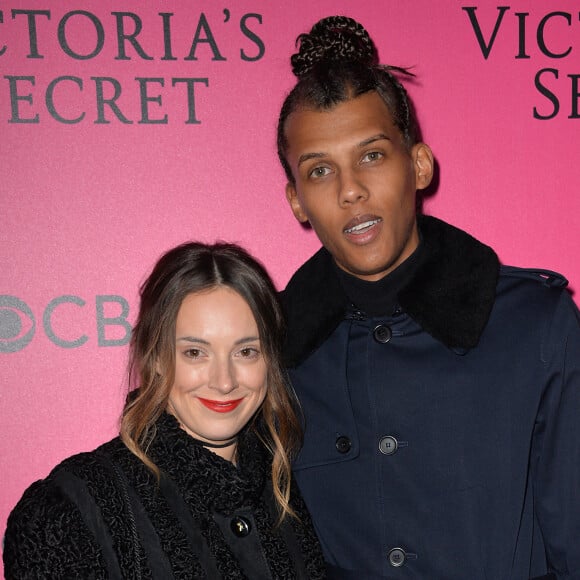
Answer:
[{"xmin": 198, "ymin": 397, "xmax": 244, "ymax": 413}]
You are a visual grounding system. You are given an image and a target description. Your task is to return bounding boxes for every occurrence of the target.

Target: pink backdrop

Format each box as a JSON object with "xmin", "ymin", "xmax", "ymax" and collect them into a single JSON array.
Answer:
[{"xmin": 2, "ymin": 0, "xmax": 579, "ymax": 566}]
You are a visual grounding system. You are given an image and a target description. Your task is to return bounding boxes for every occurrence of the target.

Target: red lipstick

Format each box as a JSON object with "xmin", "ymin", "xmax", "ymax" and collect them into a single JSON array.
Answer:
[{"xmin": 198, "ymin": 397, "xmax": 244, "ymax": 413}]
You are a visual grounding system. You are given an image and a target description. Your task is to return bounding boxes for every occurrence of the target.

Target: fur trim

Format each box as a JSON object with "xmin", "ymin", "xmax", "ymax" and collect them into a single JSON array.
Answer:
[{"xmin": 282, "ymin": 216, "xmax": 499, "ymax": 366}]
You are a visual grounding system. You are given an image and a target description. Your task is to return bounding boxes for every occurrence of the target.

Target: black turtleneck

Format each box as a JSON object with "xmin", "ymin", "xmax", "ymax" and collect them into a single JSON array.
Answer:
[{"xmin": 334, "ymin": 240, "xmax": 426, "ymax": 317}]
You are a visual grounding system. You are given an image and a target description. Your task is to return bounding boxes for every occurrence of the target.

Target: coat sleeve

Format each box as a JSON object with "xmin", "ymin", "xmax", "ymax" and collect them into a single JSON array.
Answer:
[
  {"xmin": 3, "ymin": 477, "xmax": 107, "ymax": 579},
  {"xmin": 533, "ymin": 291, "xmax": 580, "ymax": 579}
]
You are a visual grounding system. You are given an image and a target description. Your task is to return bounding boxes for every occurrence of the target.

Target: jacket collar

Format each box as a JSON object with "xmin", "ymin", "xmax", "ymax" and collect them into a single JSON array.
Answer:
[
  {"xmin": 281, "ymin": 215, "xmax": 500, "ymax": 367},
  {"xmin": 148, "ymin": 413, "xmax": 268, "ymax": 515}
]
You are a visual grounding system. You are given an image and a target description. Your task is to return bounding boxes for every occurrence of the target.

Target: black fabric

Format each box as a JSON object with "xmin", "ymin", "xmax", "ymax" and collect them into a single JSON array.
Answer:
[
  {"xmin": 282, "ymin": 215, "xmax": 500, "ymax": 366},
  {"xmin": 283, "ymin": 215, "xmax": 579, "ymax": 578},
  {"xmin": 398, "ymin": 215, "xmax": 499, "ymax": 348},
  {"xmin": 112, "ymin": 457, "xmax": 175, "ymax": 580},
  {"xmin": 159, "ymin": 471, "xmax": 220, "ymax": 578},
  {"xmin": 213, "ymin": 510, "xmax": 273, "ymax": 580},
  {"xmin": 4, "ymin": 412, "xmax": 325, "ymax": 579},
  {"xmin": 325, "ymin": 563, "xmax": 386, "ymax": 580},
  {"xmin": 335, "ymin": 235, "xmax": 426, "ymax": 317},
  {"xmin": 52, "ymin": 469, "xmax": 123, "ymax": 580}
]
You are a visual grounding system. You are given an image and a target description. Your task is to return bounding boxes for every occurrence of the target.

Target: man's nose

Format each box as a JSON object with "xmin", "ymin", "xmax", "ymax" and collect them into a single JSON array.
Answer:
[{"xmin": 338, "ymin": 169, "xmax": 369, "ymax": 206}]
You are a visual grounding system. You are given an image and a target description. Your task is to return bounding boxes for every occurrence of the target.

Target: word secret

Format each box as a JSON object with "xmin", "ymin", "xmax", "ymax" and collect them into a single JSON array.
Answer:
[{"xmin": 1, "ymin": 9, "xmax": 265, "ymax": 124}]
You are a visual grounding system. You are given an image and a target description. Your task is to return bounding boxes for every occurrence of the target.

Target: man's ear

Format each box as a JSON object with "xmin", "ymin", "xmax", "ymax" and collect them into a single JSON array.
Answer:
[
  {"xmin": 285, "ymin": 182, "xmax": 309, "ymax": 223},
  {"xmin": 412, "ymin": 143, "xmax": 434, "ymax": 190}
]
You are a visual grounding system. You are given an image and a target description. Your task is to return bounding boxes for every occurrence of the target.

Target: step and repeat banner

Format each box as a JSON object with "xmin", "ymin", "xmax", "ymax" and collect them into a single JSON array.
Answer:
[{"xmin": 2, "ymin": 0, "xmax": 579, "ymax": 560}]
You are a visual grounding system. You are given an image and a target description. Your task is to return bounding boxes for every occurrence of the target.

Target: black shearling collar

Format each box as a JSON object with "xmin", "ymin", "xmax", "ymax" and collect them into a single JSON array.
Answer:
[{"xmin": 281, "ymin": 215, "xmax": 500, "ymax": 367}]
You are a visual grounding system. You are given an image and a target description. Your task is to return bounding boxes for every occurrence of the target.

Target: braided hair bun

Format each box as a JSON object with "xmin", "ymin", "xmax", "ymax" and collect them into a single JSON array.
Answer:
[
  {"xmin": 277, "ymin": 16, "xmax": 421, "ymax": 183},
  {"xmin": 291, "ymin": 16, "xmax": 379, "ymax": 78}
]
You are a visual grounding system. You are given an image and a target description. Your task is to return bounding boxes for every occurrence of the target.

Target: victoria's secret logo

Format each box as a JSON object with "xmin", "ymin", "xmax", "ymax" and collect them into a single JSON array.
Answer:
[
  {"xmin": 0, "ymin": 8, "xmax": 265, "ymax": 125},
  {"xmin": 0, "ymin": 294, "xmax": 131, "ymax": 352},
  {"xmin": 463, "ymin": 6, "xmax": 580, "ymax": 119}
]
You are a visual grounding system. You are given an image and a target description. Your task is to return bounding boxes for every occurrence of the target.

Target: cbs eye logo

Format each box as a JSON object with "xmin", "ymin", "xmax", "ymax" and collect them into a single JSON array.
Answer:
[
  {"xmin": 0, "ymin": 294, "xmax": 131, "ymax": 353},
  {"xmin": 0, "ymin": 296, "xmax": 36, "ymax": 353}
]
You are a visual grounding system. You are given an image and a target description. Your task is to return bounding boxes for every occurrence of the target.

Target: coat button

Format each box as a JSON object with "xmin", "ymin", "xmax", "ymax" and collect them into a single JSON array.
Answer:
[
  {"xmin": 388, "ymin": 547, "xmax": 407, "ymax": 567},
  {"xmin": 379, "ymin": 435, "xmax": 398, "ymax": 455},
  {"xmin": 373, "ymin": 324, "xmax": 392, "ymax": 343},
  {"xmin": 230, "ymin": 516, "xmax": 251, "ymax": 537},
  {"xmin": 335, "ymin": 435, "xmax": 351, "ymax": 454}
]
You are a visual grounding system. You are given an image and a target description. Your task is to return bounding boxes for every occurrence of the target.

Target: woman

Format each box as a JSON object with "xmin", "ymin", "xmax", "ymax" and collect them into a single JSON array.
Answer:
[{"xmin": 4, "ymin": 242, "xmax": 325, "ymax": 579}]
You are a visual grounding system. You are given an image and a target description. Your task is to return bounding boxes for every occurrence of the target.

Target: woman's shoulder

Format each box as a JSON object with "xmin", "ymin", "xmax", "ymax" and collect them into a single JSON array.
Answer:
[
  {"xmin": 10, "ymin": 437, "xmax": 122, "ymax": 511},
  {"xmin": 3, "ymin": 437, "xmax": 129, "ymax": 578},
  {"xmin": 49, "ymin": 436, "xmax": 127, "ymax": 479},
  {"xmin": 3, "ymin": 447, "xmax": 120, "ymax": 577}
]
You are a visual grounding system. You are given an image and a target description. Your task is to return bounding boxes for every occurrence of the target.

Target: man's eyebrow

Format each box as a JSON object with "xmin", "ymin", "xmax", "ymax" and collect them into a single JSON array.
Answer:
[
  {"xmin": 297, "ymin": 134, "xmax": 391, "ymax": 166},
  {"xmin": 297, "ymin": 151, "xmax": 327, "ymax": 166},
  {"xmin": 358, "ymin": 133, "xmax": 391, "ymax": 147}
]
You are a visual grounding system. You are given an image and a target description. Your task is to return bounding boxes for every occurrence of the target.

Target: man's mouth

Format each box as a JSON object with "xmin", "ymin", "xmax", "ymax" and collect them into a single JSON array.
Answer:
[{"xmin": 344, "ymin": 217, "xmax": 383, "ymax": 235}]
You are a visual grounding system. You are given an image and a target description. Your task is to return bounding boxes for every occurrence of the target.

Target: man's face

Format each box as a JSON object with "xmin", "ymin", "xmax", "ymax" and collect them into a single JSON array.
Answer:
[{"xmin": 284, "ymin": 91, "xmax": 433, "ymax": 281}]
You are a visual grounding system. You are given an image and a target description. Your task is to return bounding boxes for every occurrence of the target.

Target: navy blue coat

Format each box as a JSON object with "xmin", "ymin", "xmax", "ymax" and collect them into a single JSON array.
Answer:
[{"xmin": 282, "ymin": 216, "xmax": 580, "ymax": 580}]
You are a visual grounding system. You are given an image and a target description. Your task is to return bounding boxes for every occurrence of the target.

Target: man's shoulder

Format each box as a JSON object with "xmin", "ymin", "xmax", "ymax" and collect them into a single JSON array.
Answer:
[
  {"xmin": 494, "ymin": 265, "xmax": 578, "ymax": 335},
  {"xmin": 280, "ymin": 248, "xmax": 348, "ymax": 367},
  {"xmin": 496, "ymin": 265, "xmax": 571, "ymax": 308},
  {"xmin": 498, "ymin": 265, "xmax": 568, "ymax": 289},
  {"xmin": 280, "ymin": 246, "xmax": 345, "ymax": 320},
  {"xmin": 282, "ymin": 247, "xmax": 332, "ymax": 294}
]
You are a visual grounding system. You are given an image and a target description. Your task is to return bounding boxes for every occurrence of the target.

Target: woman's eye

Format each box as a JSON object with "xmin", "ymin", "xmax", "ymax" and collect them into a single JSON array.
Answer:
[
  {"xmin": 184, "ymin": 348, "xmax": 202, "ymax": 359},
  {"xmin": 238, "ymin": 347, "xmax": 260, "ymax": 359}
]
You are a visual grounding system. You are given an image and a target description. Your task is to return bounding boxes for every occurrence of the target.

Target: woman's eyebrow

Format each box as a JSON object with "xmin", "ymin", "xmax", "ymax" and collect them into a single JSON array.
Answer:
[{"xmin": 176, "ymin": 336, "xmax": 209, "ymax": 344}]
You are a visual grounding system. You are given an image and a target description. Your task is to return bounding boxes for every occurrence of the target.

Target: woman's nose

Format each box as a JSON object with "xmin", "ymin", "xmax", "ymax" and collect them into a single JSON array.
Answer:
[{"xmin": 208, "ymin": 357, "xmax": 237, "ymax": 393}]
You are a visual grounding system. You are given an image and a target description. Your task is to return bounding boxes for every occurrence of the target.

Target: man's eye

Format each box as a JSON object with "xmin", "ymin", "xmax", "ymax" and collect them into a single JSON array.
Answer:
[
  {"xmin": 310, "ymin": 166, "xmax": 330, "ymax": 178},
  {"xmin": 362, "ymin": 151, "xmax": 383, "ymax": 163}
]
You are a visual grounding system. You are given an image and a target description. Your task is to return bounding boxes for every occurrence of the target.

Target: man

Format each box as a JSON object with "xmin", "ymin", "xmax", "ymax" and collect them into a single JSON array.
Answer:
[{"xmin": 277, "ymin": 15, "xmax": 580, "ymax": 579}]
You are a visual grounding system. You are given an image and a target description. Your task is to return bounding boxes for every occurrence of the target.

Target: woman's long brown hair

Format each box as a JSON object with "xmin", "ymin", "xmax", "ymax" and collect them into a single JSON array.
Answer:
[{"xmin": 120, "ymin": 242, "xmax": 302, "ymax": 521}]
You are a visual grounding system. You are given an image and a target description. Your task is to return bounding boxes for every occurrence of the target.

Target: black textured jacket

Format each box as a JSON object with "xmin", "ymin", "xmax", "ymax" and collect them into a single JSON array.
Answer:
[{"xmin": 4, "ymin": 412, "xmax": 325, "ymax": 579}]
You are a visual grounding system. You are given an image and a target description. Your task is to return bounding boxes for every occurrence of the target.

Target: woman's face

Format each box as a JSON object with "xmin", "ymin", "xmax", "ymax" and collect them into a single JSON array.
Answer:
[{"xmin": 168, "ymin": 286, "xmax": 268, "ymax": 461}]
